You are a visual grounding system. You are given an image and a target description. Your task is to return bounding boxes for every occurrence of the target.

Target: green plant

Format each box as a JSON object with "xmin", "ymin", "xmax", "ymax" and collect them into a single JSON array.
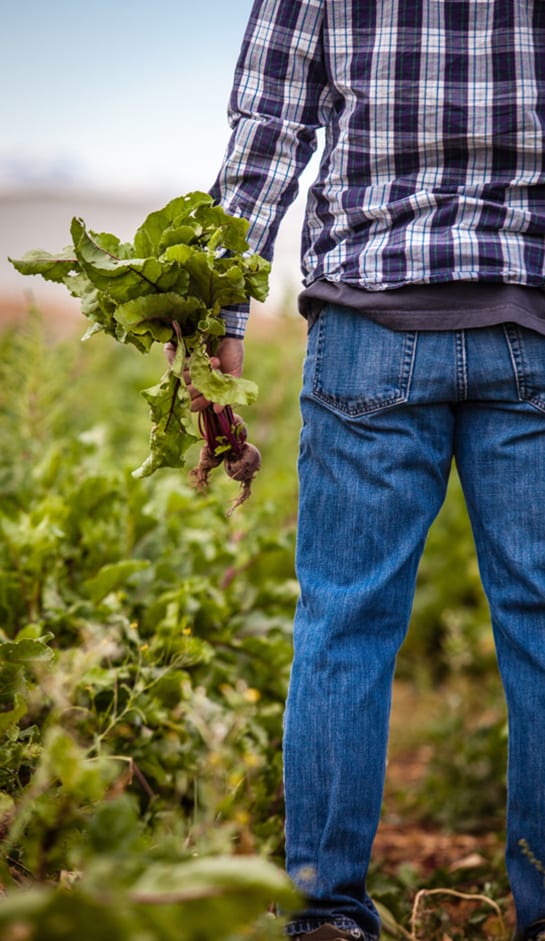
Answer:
[
  {"xmin": 0, "ymin": 310, "xmax": 298, "ymax": 937},
  {"xmin": 9, "ymin": 192, "xmax": 269, "ymax": 480},
  {"xmin": 416, "ymin": 707, "xmax": 507, "ymax": 832}
]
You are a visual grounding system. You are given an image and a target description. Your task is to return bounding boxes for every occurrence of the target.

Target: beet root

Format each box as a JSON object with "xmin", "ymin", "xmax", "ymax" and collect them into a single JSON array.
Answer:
[
  {"xmin": 189, "ymin": 444, "xmax": 223, "ymax": 491},
  {"xmin": 190, "ymin": 405, "xmax": 260, "ymax": 513},
  {"xmin": 224, "ymin": 442, "xmax": 262, "ymax": 515}
]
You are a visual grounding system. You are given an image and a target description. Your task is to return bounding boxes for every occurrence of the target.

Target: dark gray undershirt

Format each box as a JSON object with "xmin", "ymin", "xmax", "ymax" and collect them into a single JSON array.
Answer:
[{"xmin": 299, "ymin": 280, "xmax": 545, "ymax": 336}]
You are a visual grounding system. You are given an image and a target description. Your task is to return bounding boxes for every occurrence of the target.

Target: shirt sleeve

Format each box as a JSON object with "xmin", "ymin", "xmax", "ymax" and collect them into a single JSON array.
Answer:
[{"xmin": 210, "ymin": 0, "xmax": 330, "ymax": 337}]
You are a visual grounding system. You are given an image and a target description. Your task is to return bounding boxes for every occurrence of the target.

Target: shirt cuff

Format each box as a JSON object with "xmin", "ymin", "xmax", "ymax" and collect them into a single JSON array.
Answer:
[{"xmin": 220, "ymin": 304, "xmax": 250, "ymax": 338}]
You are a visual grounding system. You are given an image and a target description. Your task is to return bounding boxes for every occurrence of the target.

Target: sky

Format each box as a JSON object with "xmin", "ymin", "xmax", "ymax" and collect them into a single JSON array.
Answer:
[
  {"xmin": 0, "ymin": 0, "xmax": 256, "ymax": 193},
  {"xmin": 0, "ymin": 0, "xmax": 316, "ymax": 308}
]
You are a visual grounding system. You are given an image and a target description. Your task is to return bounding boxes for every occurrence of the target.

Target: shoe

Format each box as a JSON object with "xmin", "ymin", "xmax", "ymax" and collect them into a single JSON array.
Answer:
[
  {"xmin": 523, "ymin": 921, "xmax": 545, "ymax": 941},
  {"xmin": 291, "ymin": 926, "xmax": 364, "ymax": 941}
]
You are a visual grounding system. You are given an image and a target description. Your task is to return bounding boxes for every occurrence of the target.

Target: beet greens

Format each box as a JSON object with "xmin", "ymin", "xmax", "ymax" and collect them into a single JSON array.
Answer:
[{"xmin": 9, "ymin": 192, "xmax": 269, "ymax": 498}]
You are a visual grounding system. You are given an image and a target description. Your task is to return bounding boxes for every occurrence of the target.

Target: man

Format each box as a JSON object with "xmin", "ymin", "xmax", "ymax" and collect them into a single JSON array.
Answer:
[{"xmin": 180, "ymin": 2, "xmax": 545, "ymax": 939}]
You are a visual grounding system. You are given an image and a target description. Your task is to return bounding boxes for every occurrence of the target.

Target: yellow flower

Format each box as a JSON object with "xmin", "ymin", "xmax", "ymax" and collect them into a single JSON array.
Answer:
[{"xmin": 243, "ymin": 753, "xmax": 262, "ymax": 769}]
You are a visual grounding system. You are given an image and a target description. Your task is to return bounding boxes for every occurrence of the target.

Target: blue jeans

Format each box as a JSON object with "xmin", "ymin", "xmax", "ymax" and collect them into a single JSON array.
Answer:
[{"xmin": 284, "ymin": 305, "xmax": 545, "ymax": 941}]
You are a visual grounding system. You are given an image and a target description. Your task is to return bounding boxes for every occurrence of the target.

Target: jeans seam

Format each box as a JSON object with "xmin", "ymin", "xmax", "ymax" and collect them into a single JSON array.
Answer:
[
  {"xmin": 400, "ymin": 329, "xmax": 418, "ymax": 400},
  {"xmin": 503, "ymin": 323, "xmax": 526, "ymax": 401},
  {"xmin": 286, "ymin": 921, "xmax": 377, "ymax": 941},
  {"xmin": 503, "ymin": 323, "xmax": 545, "ymax": 413},
  {"xmin": 455, "ymin": 330, "xmax": 468, "ymax": 400}
]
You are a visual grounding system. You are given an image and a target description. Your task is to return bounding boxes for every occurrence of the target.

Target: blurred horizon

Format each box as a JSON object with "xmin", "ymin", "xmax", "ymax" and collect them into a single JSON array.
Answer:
[
  {"xmin": 1, "ymin": 0, "xmax": 316, "ymax": 317},
  {"xmin": 0, "ymin": 182, "xmax": 305, "ymax": 321}
]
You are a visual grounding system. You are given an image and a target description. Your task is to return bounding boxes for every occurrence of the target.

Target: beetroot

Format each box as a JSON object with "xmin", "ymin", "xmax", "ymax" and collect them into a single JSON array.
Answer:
[
  {"xmin": 190, "ymin": 404, "xmax": 260, "ymax": 513},
  {"xmin": 189, "ymin": 444, "xmax": 223, "ymax": 491},
  {"xmin": 224, "ymin": 442, "xmax": 262, "ymax": 514}
]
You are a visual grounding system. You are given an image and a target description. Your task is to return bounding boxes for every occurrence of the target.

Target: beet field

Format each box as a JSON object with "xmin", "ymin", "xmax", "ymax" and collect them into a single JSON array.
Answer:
[{"xmin": 0, "ymin": 305, "xmax": 516, "ymax": 940}]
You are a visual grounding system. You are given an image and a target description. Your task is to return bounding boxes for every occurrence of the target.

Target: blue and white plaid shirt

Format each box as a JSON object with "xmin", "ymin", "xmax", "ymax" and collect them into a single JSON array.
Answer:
[{"xmin": 211, "ymin": 0, "xmax": 545, "ymax": 337}]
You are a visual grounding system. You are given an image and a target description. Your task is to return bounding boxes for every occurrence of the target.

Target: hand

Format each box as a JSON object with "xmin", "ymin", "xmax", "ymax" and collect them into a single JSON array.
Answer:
[{"xmin": 163, "ymin": 336, "xmax": 245, "ymax": 413}]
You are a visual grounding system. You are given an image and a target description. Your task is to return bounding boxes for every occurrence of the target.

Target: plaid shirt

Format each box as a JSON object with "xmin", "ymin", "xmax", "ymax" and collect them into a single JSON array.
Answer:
[{"xmin": 210, "ymin": 0, "xmax": 545, "ymax": 337}]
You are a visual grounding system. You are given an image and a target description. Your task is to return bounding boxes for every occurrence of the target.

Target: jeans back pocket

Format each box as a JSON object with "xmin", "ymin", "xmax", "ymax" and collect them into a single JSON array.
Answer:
[
  {"xmin": 309, "ymin": 303, "xmax": 417, "ymax": 417},
  {"xmin": 504, "ymin": 324, "xmax": 545, "ymax": 414}
]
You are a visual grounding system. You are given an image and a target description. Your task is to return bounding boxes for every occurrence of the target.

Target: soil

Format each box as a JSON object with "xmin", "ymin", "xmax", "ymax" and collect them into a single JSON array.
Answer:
[{"xmin": 372, "ymin": 681, "xmax": 514, "ymax": 939}]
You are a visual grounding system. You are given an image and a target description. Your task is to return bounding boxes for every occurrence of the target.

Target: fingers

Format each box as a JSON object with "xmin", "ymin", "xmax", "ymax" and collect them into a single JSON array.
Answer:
[
  {"xmin": 165, "ymin": 341, "xmax": 205, "ymax": 409},
  {"xmin": 184, "ymin": 363, "xmax": 213, "ymax": 412},
  {"xmin": 164, "ymin": 341, "xmax": 177, "ymax": 366},
  {"xmin": 163, "ymin": 342, "xmax": 239, "ymax": 413}
]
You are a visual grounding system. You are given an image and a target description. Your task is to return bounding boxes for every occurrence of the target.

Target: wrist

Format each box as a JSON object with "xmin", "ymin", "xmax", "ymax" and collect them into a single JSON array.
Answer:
[{"xmin": 220, "ymin": 303, "xmax": 250, "ymax": 339}]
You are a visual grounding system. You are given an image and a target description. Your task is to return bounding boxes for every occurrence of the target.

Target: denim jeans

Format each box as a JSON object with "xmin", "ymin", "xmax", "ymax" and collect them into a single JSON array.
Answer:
[{"xmin": 283, "ymin": 304, "xmax": 545, "ymax": 941}]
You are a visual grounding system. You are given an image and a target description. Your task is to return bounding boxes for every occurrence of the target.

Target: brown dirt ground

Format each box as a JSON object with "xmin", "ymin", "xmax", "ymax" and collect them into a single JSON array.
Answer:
[{"xmin": 374, "ymin": 681, "xmax": 514, "ymax": 938}]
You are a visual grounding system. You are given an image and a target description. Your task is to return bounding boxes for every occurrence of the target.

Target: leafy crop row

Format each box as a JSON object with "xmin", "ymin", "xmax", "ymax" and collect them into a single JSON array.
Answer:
[{"xmin": 0, "ymin": 311, "xmax": 298, "ymax": 940}]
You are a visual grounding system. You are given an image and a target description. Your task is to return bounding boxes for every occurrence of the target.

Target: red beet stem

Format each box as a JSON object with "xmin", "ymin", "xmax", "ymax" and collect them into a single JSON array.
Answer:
[{"xmin": 198, "ymin": 405, "xmax": 246, "ymax": 458}]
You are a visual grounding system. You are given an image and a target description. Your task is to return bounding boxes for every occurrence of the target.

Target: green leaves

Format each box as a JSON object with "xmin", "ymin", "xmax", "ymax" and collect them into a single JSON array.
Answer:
[
  {"xmin": 129, "ymin": 855, "xmax": 298, "ymax": 934},
  {"xmin": 9, "ymin": 245, "xmax": 78, "ymax": 283},
  {"xmin": 0, "ymin": 635, "xmax": 54, "ymax": 665},
  {"xmin": 133, "ymin": 191, "xmax": 212, "ymax": 256},
  {"xmin": 70, "ymin": 218, "xmax": 166, "ymax": 301},
  {"xmin": 0, "ymin": 634, "xmax": 54, "ymax": 734},
  {"xmin": 133, "ymin": 369, "xmax": 197, "ymax": 478},
  {"xmin": 83, "ymin": 559, "xmax": 151, "ymax": 603},
  {"xmin": 114, "ymin": 292, "xmax": 203, "ymax": 350},
  {"xmin": 0, "ymin": 311, "xmax": 303, "ymax": 940},
  {"xmin": 9, "ymin": 192, "xmax": 271, "ymax": 477},
  {"xmin": 0, "ymin": 855, "xmax": 298, "ymax": 941},
  {"xmin": 189, "ymin": 342, "xmax": 258, "ymax": 407}
]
